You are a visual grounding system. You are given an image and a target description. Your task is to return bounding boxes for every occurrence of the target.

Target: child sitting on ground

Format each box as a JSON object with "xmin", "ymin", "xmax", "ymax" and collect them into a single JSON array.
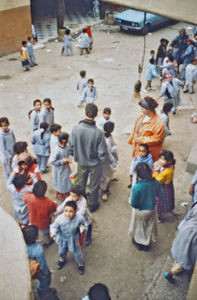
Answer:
[
  {"xmin": 100, "ymin": 121, "xmax": 118, "ymax": 201},
  {"xmin": 49, "ymin": 132, "xmax": 72, "ymax": 200},
  {"xmin": 50, "ymin": 123, "xmax": 62, "ymax": 153},
  {"xmin": 54, "ymin": 185, "xmax": 92, "ymax": 246},
  {"xmin": 23, "ymin": 180, "xmax": 57, "ymax": 246},
  {"xmin": 12, "ymin": 141, "xmax": 28, "ymax": 170},
  {"xmin": 78, "ymin": 79, "xmax": 97, "ymax": 107},
  {"xmin": 31, "ymin": 122, "xmax": 50, "ymax": 174},
  {"xmin": 97, "ymin": 107, "xmax": 113, "ymax": 131},
  {"xmin": 22, "ymin": 225, "xmax": 52, "ymax": 297},
  {"xmin": 7, "ymin": 174, "xmax": 31, "ymax": 227},
  {"xmin": 50, "ymin": 201, "xmax": 87, "ymax": 274},
  {"xmin": 128, "ymin": 144, "xmax": 153, "ymax": 188},
  {"xmin": 29, "ymin": 99, "xmax": 42, "ymax": 133},
  {"xmin": 160, "ymin": 102, "xmax": 173, "ymax": 137},
  {"xmin": 0, "ymin": 117, "xmax": 16, "ymax": 180}
]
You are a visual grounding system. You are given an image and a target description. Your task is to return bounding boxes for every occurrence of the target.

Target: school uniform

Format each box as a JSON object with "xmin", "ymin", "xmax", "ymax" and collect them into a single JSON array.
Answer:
[
  {"xmin": 181, "ymin": 43, "xmax": 195, "ymax": 80},
  {"xmin": 63, "ymin": 35, "xmax": 73, "ymax": 56},
  {"xmin": 78, "ymin": 85, "xmax": 97, "ymax": 106},
  {"xmin": 145, "ymin": 64, "xmax": 158, "ymax": 89},
  {"xmin": 77, "ymin": 77, "xmax": 87, "ymax": 95},
  {"xmin": 93, "ymin": 0, "xmax": 100, "ymax": 18},
  {"xmin": 160, "ymin": 112, "xmax": 171, "ymax": 136},
  {"xmin": 50, "ymin": 134, "xmax": 59, "ymax": 153},
  {"xmin": 39, "ymin": 108, "xmax": 54, "ymax": 130},
  {"xmin": 49, "ymin": 144, "xmax": 72, "ymax": 194},
  {"xmin": 27, "ymin": 242, "xmax": 51, "ymax": 292},
  {"xmin": 0, "ymin": 129, "xmax": 16, "ymax": 180},
  {"xmin": 184, "ymin": 63, "xmax": 197, "ymax": 93},
  {"xmin": 31, "ymin": 129, "xmax": 50, "ymax": 172},
  {"xmin": 30, "ymin": 110, "xmax": 40, "ymax": 132},
  {"xmin": 54, "ymin": 195, "xmax": 92, "ymax": 242},
  {"xmin": 27, "ymin": 41, "xmax": 36, "ymax": 66},
  {"xmin": 7, "ymin": 180, "xmax": 32, "ymax": 225},
  {"xmin": 97, "ymin": 117, "xmax": 112, "ymax": 131},
  {"xmin": 77, "ymin": 33, "xmax": 90, "ymax": 55},
  {"xmin": 50, "ymin": 213, "xmax": 87, "ymax": 264},
  {"xmin": 159, "ymin": 79, "xmax": 183, "ymax": 113}
]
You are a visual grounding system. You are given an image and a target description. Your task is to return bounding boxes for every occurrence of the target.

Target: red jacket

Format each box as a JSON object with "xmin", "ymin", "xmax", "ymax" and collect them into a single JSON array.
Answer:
[{"xmin": 23, "ymin": 191, "xmax": 57, "ymax": 230}]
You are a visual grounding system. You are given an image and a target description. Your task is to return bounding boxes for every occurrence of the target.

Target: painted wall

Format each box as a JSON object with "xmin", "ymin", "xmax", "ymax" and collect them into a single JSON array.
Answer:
[
  {"xmin": 101, "ymin": 0, "xmax": 197, "ymax": 24},
  {"xmin": 0, "ymin": 1, "xmax": 31, "ymax": 56},
  {"xmin": 0, "ymin": 0, "xmax": 30, "ymax": 11}
]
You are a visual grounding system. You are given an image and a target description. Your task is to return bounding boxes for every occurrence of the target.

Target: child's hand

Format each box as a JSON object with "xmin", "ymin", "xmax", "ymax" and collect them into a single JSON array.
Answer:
[
  {"xmin": 63, "ymin": 158, "xmax": 72, "ymax": 164},
  {"xmin": 50, "ymin": 233, "xmax": 56, "ymax": 238}
]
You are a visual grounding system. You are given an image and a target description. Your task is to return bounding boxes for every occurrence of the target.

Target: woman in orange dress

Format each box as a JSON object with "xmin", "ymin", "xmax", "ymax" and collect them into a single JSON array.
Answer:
[{"xmin": 128, "ymin": 96, "xmax": 165, "ymax": 162}]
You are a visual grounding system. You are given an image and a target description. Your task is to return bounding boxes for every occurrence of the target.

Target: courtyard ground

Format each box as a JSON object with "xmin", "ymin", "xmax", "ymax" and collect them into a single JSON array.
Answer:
[{"xmin": 0, "ymin": 21, "xmax": 197, "ymax": 300}]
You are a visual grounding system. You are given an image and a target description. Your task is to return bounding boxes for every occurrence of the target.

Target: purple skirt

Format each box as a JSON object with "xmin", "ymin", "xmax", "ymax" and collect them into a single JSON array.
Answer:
[{"xmin": 156, "ymin": 182, "xmax": 175, "ymax": 215}]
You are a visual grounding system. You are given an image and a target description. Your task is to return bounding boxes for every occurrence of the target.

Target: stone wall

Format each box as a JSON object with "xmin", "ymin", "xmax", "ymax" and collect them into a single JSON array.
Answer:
[{"xmin": 0, "ymin": 208, "xmax": 32, "ymax": 300}]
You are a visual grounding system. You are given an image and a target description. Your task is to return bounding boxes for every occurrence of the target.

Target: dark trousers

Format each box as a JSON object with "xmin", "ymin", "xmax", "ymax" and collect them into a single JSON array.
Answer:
[
  {"xmin": 35, "ymin": 270, "xmax": 51, "ymax": 292},
  {"xmin": 78, "ymin": 164, "xmax": 102, "ymax": 210}
]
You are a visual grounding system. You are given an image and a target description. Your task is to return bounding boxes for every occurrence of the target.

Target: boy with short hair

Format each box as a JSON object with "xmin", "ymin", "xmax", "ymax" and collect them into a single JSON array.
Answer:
[
  {"xmin": 77, "ymin": 70, "xmax": 87, "ymax": 95},
  {"xmin": 7, "ymin": 174, "xmax": 31, "ymax": 226},
  {"xmin": 50, "ymin": 123, "xmax": 62, "ymax": 152},
  {"xmin": 20, "ymin": 40, "xmax": 30, "ymax": 71},
  {"xmin": 27, "ymin": 36, "xmax": 37, "ymax": 66},
  {"xmin": 78, "ymin": 79, "xmax": 97, "ymax": 107},
  {"xmin": 23, "ymin": 180, "xmax": 58, "ymax": 246},
  {"xmin": 22, "ymin": 225, "xmax": 51, "ymax": 297},
  {"xmin": 97, "ymin": 107, "xmax": 112, "ymax": 131},
  {"xmin": 144, "ymin": 58, "xmax": 159, "ymax": 92}
]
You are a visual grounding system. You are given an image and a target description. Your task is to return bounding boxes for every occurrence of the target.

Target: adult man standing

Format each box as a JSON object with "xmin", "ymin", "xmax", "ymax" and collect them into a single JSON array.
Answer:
[{"xmin": 69, "ymin": 104, "xmax": 106, "ymax": 212}]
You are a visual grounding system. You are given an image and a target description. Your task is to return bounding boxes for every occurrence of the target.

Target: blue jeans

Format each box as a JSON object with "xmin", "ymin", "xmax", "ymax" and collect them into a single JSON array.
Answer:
[
  {"xmin": 36, "ymin": 155, "xmax": 48, "ymax": 172},
  {"xmin": 35, "ymin": 270, "xmax": 51, "ymax": 292}
]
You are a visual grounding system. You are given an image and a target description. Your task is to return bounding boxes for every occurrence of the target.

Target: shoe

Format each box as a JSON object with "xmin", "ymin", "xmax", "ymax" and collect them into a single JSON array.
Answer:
[
  {"xmin": 78, "ymin": 265, "xmax": 85, "ymax": 275},
  {"xmin": 157, "ymin": 218, "xmax": 163, "ymax": 223},
  {"xmin": 57, "ymin": 259, "xmax": 66, "ymax": 270},
  {"xmin": 102, "ymin": 194, "xmax": 108, "ymax": 202},
  {"xmin": 132, "ymin": 238, "xmax": 144, "ymax": 251},
  {"xmin": 112, "ymin": 178, "xmax": 118, "ymax": 182},
  {"xmin": 163, "ymin": 272, "xmax": 175, "ymax": 283},
  {"xmin": 84, "ymin": 238, "xmax": 92, "ymax": 247},
  {"xmin": 43, "ymin": 239, "xmax": 54, "ymax": 247},
  {"xmin": 172, "ymin": 110, "xmax": 176, "ymax": 115},
  {"xmin": 128, "ymin": 183, "xmax": 132, "ymax": 188},
  {"xmin": 143, "ymin": 89, "xmax": 148, "ymax": 93},
  {"xmin": 89, "ymin": 203, "xmax": 100, "ymax": 213}
]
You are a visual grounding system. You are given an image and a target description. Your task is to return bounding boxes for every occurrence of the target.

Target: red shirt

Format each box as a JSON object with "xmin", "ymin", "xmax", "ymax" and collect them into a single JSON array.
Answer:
[{"xmin": 23, "ymin": 191, "xmax": 57, "ymax": 230}]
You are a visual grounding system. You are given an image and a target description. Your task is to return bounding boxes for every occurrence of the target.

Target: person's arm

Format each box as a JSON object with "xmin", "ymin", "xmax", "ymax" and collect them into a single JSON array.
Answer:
[
  {"xmin": 54, "ymin": 198, "xmax": 68, "ymax": 216},
  {"xmin": 183, "ymin": 45, "xmax": 193, "ymax": 58},
  {"xmin": 77, "ymin": 198, "xmax": 87, "ymax": 217},
  {"xmin": 68, "ymin": 130, "xmax": 74, "ymax": 157},
  {"xmin": 152, "ymin": 170, "xmax": 166, "ymax": 184},
  {"xmin": 49, "ymin": 149, "xmax": 64, "ymax": 166},
  {"xmin": 97, "ymin": 133, "xmax": 107, "ymax": 162},
  {"xmin": 50, "ymin": 217, "xmax": 61, "ymax": 237},
  {"xmin": 31, "ymin": 133, "xmax": 36, "ymax": 145},
  {"xmin": 30, "ymin": 111, "xmax": 37, "ymax": 131},
  {"xmin": 136, "ymin": 123, "xmax": 165, "ymax": 146},
  {"xmin": 131, "ymin": 186, "xmax": 140, "ymax": 208},
  {"xmin": 93, "ymin": 87, "xmax": 97, "ymax": 101},
  {"xmin": 0, "ymin": 133, "xmax": 11, "ymax": 161}
]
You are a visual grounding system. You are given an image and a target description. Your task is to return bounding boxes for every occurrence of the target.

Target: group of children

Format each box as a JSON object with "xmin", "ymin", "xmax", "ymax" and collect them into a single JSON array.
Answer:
[
  {"xmin": 144, "ymin": 29, "xmax": 197, "ymax": 115},
  {"xmin": 61, "ymin": 26, "xmax": 93, "ymax": 57}
]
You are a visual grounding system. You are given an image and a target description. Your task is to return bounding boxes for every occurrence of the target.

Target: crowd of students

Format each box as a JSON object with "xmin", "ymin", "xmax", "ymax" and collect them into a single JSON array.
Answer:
[{"xmin": 2, "ymin": 25, "xmax": 197, "ymax": 298}]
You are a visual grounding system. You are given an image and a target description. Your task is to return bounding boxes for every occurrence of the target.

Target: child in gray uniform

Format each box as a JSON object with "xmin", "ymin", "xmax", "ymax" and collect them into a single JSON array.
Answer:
[
  {"xmin": 0, "ymin": 117, "xmax": 16, "ymax": 180},
  {"xmin": 29, "ymin": 99, "xmax": 42, "ymax": 133},
  {"xmin": 39, "ymin": 98, "xmax": 54, "ymax": 130},
  {"xmin": 50, "ymin": 201, "xmax": 87, "ymax": 274},
  {"xmin": 62, "ymin": 29, "xmax": 74, "ymax": 56},
  {"xmin": 7, "ymin": 174, "xmax": 31, "ymax": 226},
  {"xmin": 49, "ymin": 132, "xmax": 72, "ymax": 200},
  {"xmin": 27, "ymin": 36, "xmax": 37, "ymax": 66},
  {"xmin": 78, "ymin": 79, "xmax": 97, "ymax": 107}
]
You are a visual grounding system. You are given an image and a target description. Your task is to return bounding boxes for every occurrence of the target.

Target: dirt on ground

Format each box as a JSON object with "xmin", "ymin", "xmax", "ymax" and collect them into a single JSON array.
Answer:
[{"xmin": 0, "ymin": 21, "xmax": 197, "ymax": 300}]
